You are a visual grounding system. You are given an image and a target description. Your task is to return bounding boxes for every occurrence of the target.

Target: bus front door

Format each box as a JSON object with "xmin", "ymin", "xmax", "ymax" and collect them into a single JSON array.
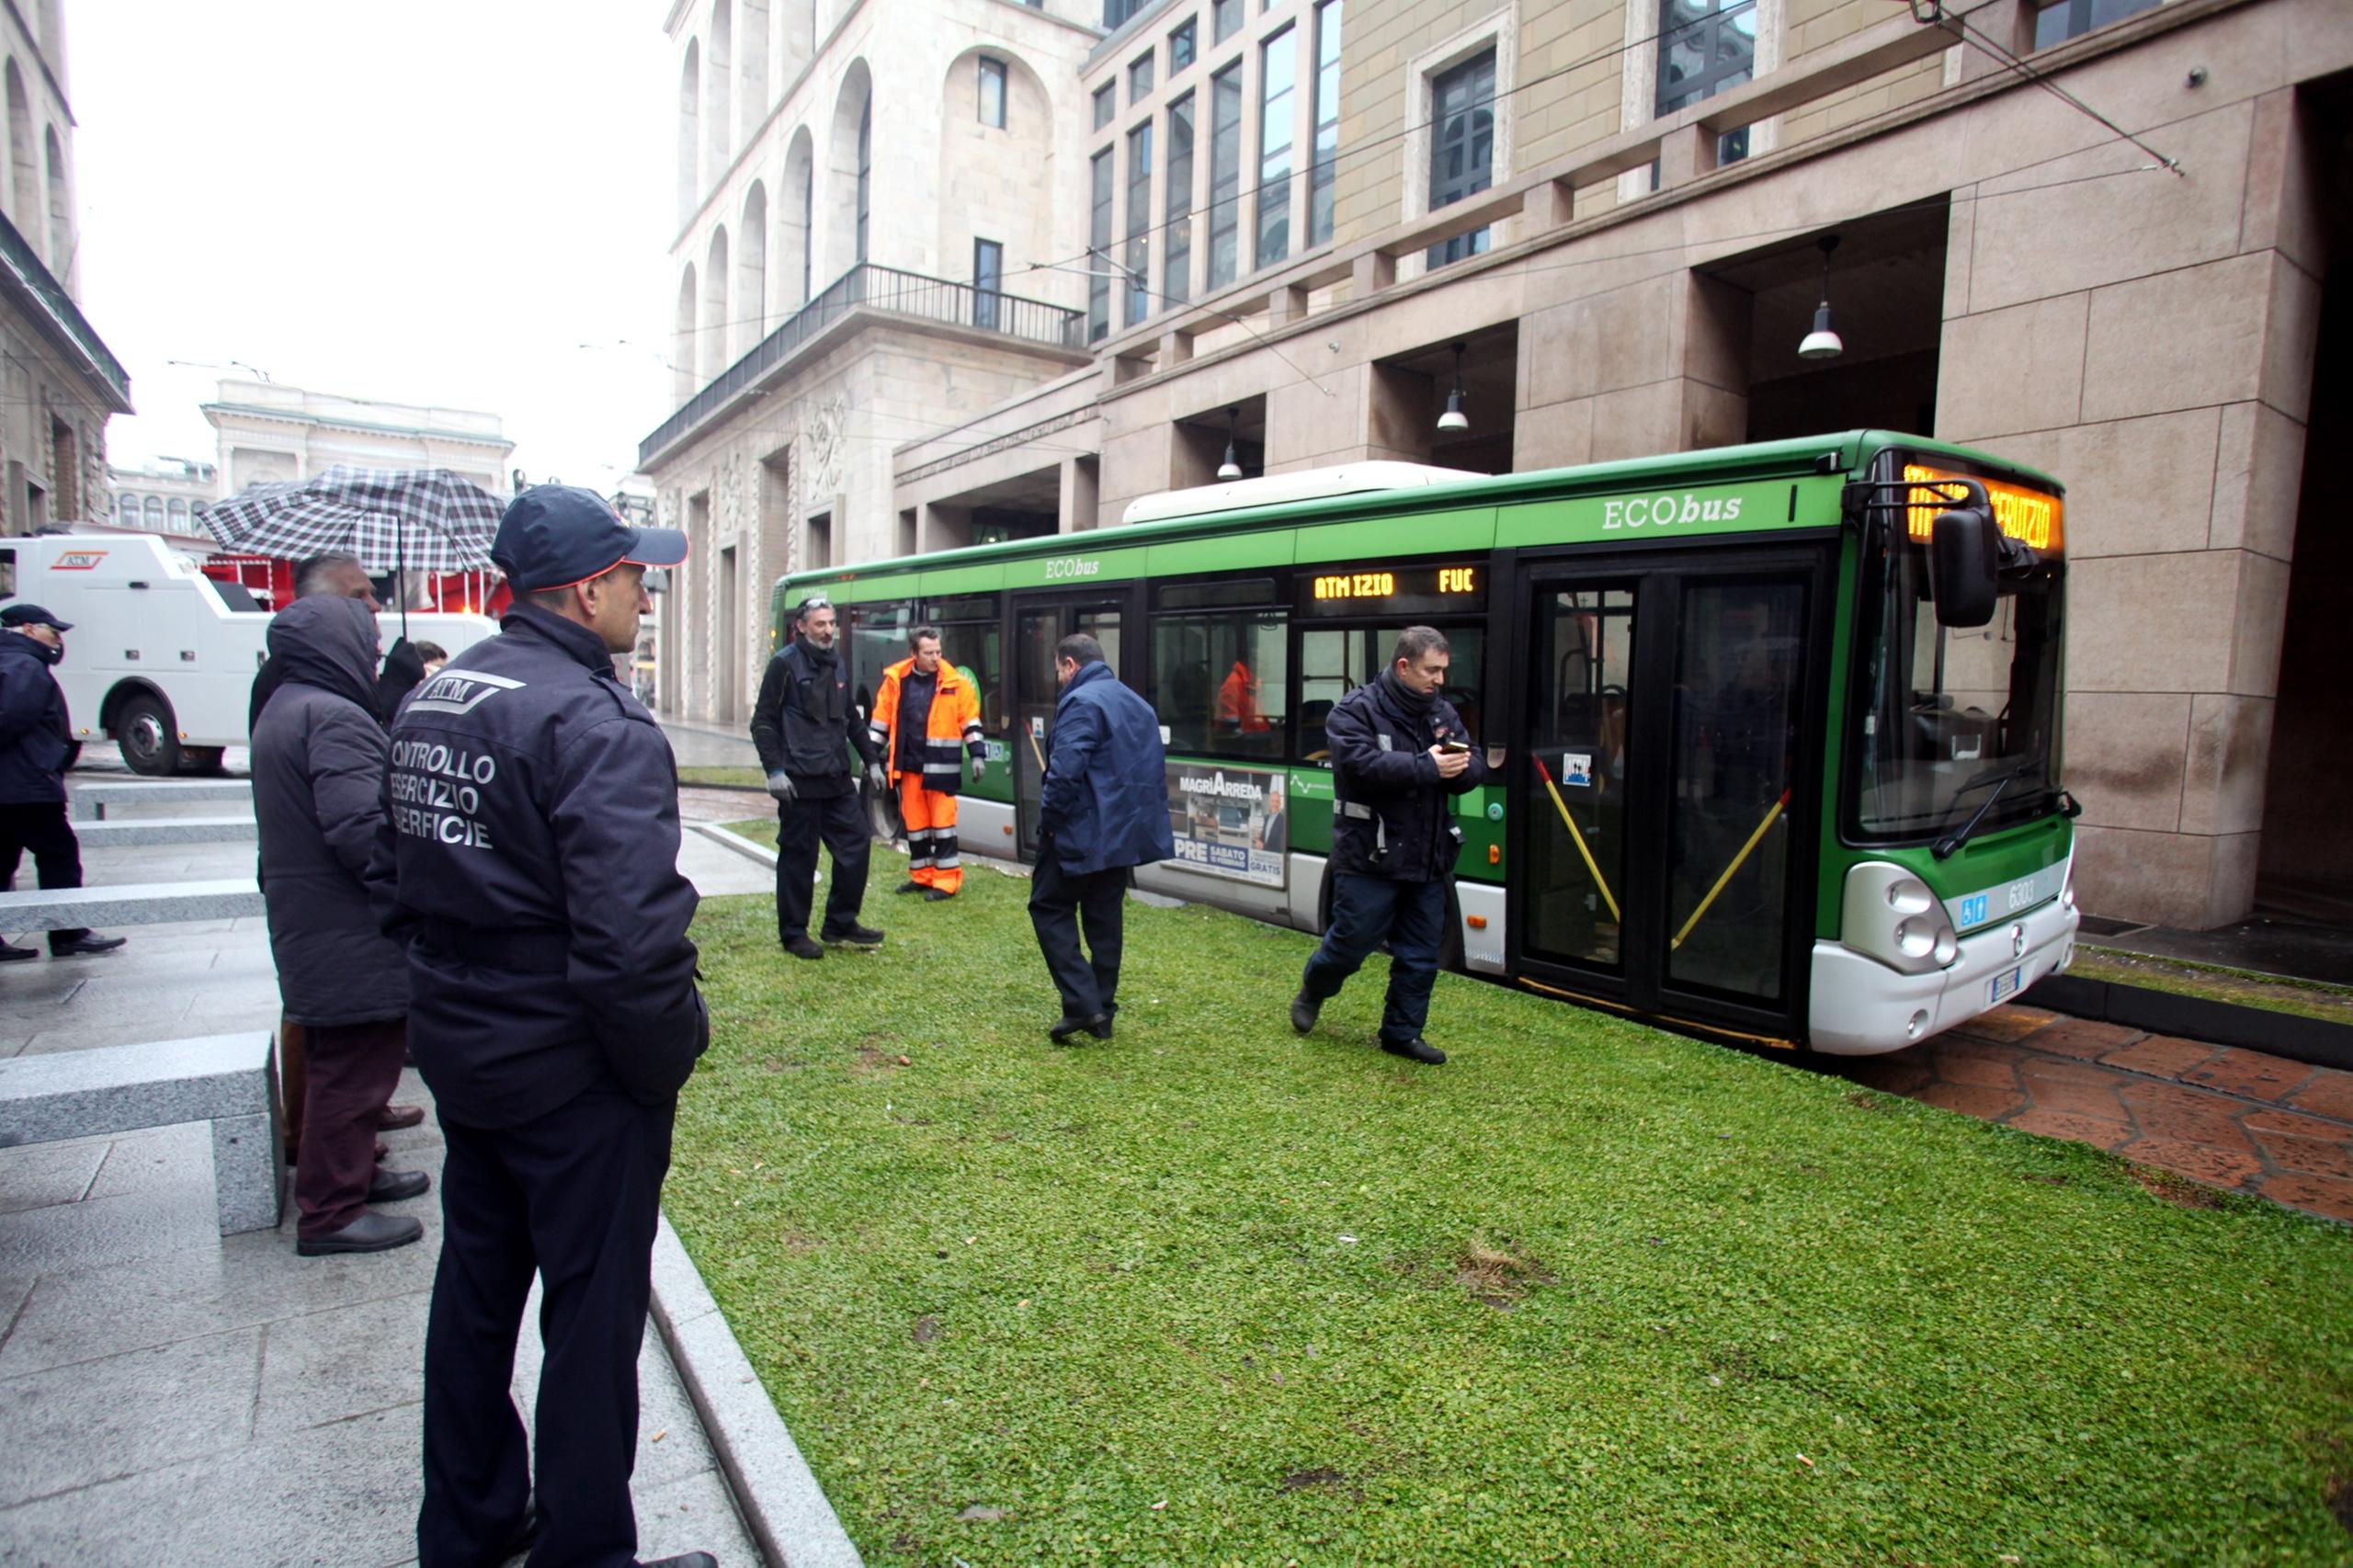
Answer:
[
  {"xmin": 1010, "ymin": 594, "xmax": 1127, "ymax": 862},
  {"xmin": 1506, "ymin": 551, "xmax": 1824, "ymax": 1043}
]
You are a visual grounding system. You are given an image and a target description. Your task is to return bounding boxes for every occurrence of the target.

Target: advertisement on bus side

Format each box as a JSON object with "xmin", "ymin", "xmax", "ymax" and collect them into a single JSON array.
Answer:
[{"xmin": 1166, "ymin": 763, "xmax": 1288, "ymax": 887}]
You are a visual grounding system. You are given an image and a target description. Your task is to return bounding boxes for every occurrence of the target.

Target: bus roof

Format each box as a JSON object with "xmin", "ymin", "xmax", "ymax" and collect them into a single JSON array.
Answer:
[
  {"xmin": 773, "ymin": 430, "xmax": 2063, "ymax": 602},
  {"xmin": 1119, "ymin": 461, "xmax": 1487, "ymax": 525}
]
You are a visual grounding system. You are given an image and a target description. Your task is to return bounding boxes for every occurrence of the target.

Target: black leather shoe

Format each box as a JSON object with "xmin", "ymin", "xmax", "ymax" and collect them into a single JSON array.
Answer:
[
  {"xmin": 824, "ymin": 924, "xmax": 885, "ymax": 946},
  {"xmin": 1049, "ymin": 1013, "xmax": 1111, "ymax": 1043},
  {"xmin": 642, "ymin": 1553, "xmax": 719, "ymax": 1568},
  {"xmin": 50, "ymin": 933, "xmax": 126, "ymax": 956},
  {"xmin": 924, "ymin": 888, "xmax": 956, "ymax": 901},
  {"xmin": 1381, "ymin": 1037, "xmax": 1448, "ymax": 1065},
  {"xmin": 894, "ymin": 880, "xmax": 924, "ymax": 893},
  {"xmin": 297, "ymin": 1211, "xmax": 424, "ymax": 1256},
  {"xmin": 0, "ymin": 942, "xmax": 35, "ymax": 961},
  {"xmin": 368, "ymin": 1167, "xmax": 431, "ymax": 1202},
  {"xmin": 1290, "ymin": 988, "xmax": 1321, "ymax": 1034},
  {"xmin": 782, "ymin": 933, "xmax": 824, "ymax": 960}
]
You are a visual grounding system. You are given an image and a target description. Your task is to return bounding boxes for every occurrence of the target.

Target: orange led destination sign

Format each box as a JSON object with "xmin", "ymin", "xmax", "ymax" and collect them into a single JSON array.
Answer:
[
  {"xmin": 1302, "ymin": 562, "xmax": 1480, "ymax": 615},
  {"xmin": 1903, "ymin": 464, "xmax": 2063, "ymax": 552}
]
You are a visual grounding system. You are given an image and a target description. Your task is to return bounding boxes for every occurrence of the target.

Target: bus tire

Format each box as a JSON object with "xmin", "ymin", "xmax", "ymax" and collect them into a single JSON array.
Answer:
[{"xmin": 116, "ymin": 692, "xmax": 181, "ymax": 777}]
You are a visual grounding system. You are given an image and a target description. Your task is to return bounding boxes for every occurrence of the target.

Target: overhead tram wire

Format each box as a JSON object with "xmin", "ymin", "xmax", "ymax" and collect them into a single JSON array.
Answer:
[{"xmin": 1915, "ymin": 0, "xmax": 2185, "ymax": 176}]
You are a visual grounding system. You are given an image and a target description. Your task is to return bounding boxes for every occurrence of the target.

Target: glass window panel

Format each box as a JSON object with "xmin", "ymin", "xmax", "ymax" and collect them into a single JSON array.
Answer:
[
  {"xmin": 1426, "ymin": 50, "xmax": 1495, "ymax": 267},
  {"xmin": 1165, "ymin": 92, "xmax": 1196, "ymax": 304},
  {"xmin": 1170, "ymin": 17, "xmax": 1197, "ymax": 72},
  {"xmin": 1308, "ymin": 0, "xmax": 1342, "ymax": 245},
  {"xmin": 1213, "ymin": 0, "xmax": 1243, "ymax": 42},
  {"xmin": 1088, "ymin": 150, "xmax": 1115, "ymax": 341},
  {"xmin": 1154, "ymin": 609, "xmax": 1289, "ymax": 759},
  {"xmin": 1094, "ymin": 82, "xmax": 1118, "ymax": 130},
  {"xmin": 1665, "ymin": 579, "xmax": 1806, "ymax": 1003},
  {"xmin": 978, "ymin": 58, "xmax": 1007, "ymax": 127},
  {"xmin": 973, "ymin": 237, "xmax": 1003, "ymax": 329},
  {"xmin": 1130, "ymin": 52, "xmax": 1154, "ymax": 99},
  {"xmin": 1126, "ymin": 122, "xmax": 1154, "ymax": 325},
  {"xmin": 1256, "ymin": 27, "xmax": 1296, "ymax": 270},
  {"xmin": 1656, "ymin": 0, "xmax": 1755, "ymax": 115},
  {"xmin": 1524, "ymin": 585, "xmax": 1636, "ymax": 971},
  {"xmin": 1208, "ymin": 63, "xmax": 1245, "ymax": 289}
]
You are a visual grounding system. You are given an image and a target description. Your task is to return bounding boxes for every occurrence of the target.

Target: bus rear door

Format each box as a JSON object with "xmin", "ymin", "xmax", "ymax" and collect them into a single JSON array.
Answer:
[{"xmin": 1008, "ymin": 587, "xmax": 1139, "ymax": 861}]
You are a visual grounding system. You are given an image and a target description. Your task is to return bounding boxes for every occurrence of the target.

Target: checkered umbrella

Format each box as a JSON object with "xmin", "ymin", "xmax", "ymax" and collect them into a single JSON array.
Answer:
[{"xmin": 203, "ymin": 464, "xmax": 506, "ymax": 576}]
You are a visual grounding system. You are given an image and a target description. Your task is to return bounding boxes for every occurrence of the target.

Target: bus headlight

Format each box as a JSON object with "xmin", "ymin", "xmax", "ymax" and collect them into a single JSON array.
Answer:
[{"xmin": 1843, "ymin": 863, "xmax": 1961, "ymax": 976}]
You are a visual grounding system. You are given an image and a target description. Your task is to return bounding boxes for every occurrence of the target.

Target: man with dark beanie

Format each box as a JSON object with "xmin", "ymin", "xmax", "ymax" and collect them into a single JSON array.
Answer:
[
  {"xmin": 750, "ymin": 593, "xmax": 885, "ymax": 959},
  {"xmin": 1290, "ymin": 625, "xmax": 1488, "ymax": 1064}
]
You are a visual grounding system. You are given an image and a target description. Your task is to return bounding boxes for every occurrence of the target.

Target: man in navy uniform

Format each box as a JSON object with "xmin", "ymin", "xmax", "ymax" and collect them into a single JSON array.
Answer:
[
  {"xmin": 750, "ymin": 593, "xmax": 885, "ymax": 960},
  {"xmin": 369, "ymin": 486, "xmax": 717, "ymax": 1568}
]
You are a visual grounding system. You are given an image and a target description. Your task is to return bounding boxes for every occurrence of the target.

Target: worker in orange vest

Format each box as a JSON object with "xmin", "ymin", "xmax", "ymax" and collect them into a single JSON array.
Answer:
[{"xmin": 868, "ymin": 625, "xmax": 987, "ymax": 899}]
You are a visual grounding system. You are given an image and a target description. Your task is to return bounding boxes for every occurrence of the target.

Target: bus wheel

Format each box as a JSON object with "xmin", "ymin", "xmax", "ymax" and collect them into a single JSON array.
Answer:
[{"xmin": 117, "ymin": 694, "xmax": 181, "ymax": 777}]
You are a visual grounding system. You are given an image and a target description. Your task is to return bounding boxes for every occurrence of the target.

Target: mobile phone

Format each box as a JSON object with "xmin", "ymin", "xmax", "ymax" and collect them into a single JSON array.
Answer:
[{"xmin": 1439, "ymin": 739, "xmax": 1471, "ymax": 755}]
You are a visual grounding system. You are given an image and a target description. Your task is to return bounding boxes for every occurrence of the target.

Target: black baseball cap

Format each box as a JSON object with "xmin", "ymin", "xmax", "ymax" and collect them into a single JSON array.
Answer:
[
  {"xmin": 2, "ymin": 603, "xmax": 71, "ymax": 631},
  {"xmin": 493, "ymin": 485, "xmax": 688, "ymax": 593}
]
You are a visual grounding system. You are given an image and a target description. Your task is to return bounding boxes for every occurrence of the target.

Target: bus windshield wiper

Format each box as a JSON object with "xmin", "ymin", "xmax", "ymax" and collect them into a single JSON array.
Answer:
[{"xmin": 1931, "ymin": 753, "xmax": 2044, "ymax": 860}]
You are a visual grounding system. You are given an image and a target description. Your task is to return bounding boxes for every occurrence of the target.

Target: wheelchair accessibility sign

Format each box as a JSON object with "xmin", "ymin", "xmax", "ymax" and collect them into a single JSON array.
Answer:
[{"xmin": 1561, "ymin": 752, "xmax": 1593, "ymax": 788}]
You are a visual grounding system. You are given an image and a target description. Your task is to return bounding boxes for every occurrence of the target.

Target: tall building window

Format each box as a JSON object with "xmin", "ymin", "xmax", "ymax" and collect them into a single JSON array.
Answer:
[
  {"xmin": 1130, "ymin": 52, "xmax": 1155, "ymax": 101},
  {"xmin": 1094, "ymin": 83, "xmax": 1119, "ymax": 129},
  {"xmin": 1126, "ymin": 122, "xmax": 1154, "ymax": 325},
  {"xmin": 1255, "ymin": 26, "xmax": 1296, "ymax": 269},
  {"xmin": 1656, "ymin": 0, "xmax": 1756, "ymax": 114},
  {"xmin": 1307, "ymin": 0, "xmax": 1342, "ymax": 246},
  {"xmin": 1169, "ymin": 17, "xmax": 1197, "ymax": 74},
  {"xmin": 1207, "ymin": 62, "xmax": 1244, "ymax": 290},
  {"xmin": 974, "ymin": 237, "xmax": 1004, "ymax": 330},
  {"xmin": 800, "ymin": 162, "xmax": 813, "ymax": 300},
  {"xmin": 1105, "ymin": 0, "xmax": 1148, "ymax": 27},
  {"xmin": 978, "ymin": 57, "xmax": 1007, "ymax": 128},
  {"xmin": 1426, "ymin": 50, "xmax": 1495, "ymax": 268},
  {"xmin": 1212, "ymin": 0, "xmax": 1242, "ymax": 43},
  {"xmin": 2031, "ymin": 0, "xmax": 2158, "ymax": 47},
  {"xmin": 855, "ymin": 98, "xmax": 872, "ymax": 264},
  {"xmin": 1165, "ymin": 91, "xmax": 1196, "ymax": 305},
  {"xmin": 1088, "ymin": 149, "xmax": 1115, "ymax": 341}
]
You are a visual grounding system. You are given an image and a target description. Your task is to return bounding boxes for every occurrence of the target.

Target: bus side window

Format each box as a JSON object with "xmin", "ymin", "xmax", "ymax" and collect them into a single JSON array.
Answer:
[
  {"xmin": 0, "ymin": 547, "xmax": 14, "ymax": 598},
  {"xmin": 1152, "ymin": 608, "xmax": 1287, "ymax": 760}
]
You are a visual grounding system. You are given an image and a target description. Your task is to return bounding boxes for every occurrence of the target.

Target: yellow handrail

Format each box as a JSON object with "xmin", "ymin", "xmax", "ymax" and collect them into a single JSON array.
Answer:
[
  {"xmin": 1672, "ymin": 789, "xmax": 1791, "ymax": 950},
  {"xmin": 1534, "ymin": 756, "xmax": 1620, "ymax": 925}
]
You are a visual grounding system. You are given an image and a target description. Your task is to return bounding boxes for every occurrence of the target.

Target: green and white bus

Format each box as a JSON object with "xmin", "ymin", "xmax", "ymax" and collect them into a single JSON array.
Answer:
[{"xmin": 770, "ymin": 430, "xmax": 2080, "ymax": 1055}]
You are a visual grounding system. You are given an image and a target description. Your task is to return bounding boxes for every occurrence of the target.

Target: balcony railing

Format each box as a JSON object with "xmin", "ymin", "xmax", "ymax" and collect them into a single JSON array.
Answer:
[
  {"xmin": 0, "ymin": 208, "xmax": 131, "ymax": 412},
  {"xmin": 642, "ymin": 264, "xmax": 1086, "ymax": 467}
]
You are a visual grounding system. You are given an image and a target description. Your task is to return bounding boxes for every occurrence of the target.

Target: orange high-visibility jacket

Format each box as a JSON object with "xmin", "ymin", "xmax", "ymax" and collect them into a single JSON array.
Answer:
[{"xmin": 869, "ymin": 655, "xmax": 984, "ymax": 794}]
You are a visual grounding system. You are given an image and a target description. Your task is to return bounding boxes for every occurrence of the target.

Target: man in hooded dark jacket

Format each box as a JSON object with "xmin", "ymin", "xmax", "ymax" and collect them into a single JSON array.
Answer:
[
  {"xmin": 251, "ymin": 595, "xmax": 430, "ymax": 1256},
  {"xmin": 1290, "ymin": 625, "xmax": 1488, "ymax": 1065},
  {"xmin": 0, "ymin": 603, "xmax": 125, "ymax": 960},
  {"xmin": 750, "ymin": 594, "xmax": 885, "ymax": 960}
]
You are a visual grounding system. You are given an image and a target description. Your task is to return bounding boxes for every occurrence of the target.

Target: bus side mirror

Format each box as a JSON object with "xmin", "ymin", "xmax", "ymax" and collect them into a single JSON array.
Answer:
[{"xmin": 1930, "ymin": 506, "xmax": 1999, "ymax": 628}]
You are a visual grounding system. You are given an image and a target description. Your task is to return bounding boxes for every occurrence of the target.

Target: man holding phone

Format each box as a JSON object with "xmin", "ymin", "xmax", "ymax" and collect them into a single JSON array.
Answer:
[{"xmin": 1290, "ymin": 626, "xmax": 1488, "ymax": 1064}]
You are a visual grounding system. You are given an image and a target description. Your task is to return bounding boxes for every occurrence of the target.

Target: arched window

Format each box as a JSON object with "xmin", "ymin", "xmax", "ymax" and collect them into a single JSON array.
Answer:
[
  {"xmin": 676, "ymin": 40, "xmax": 700, "ymax": 225},
  {"xmin": 142, "ymin": 495, "xmax": 163, "ymax": 528},
  {"xmin": 167, "ymin": 497, "xmax": 188, "ymax": 528},
  {"xmin": 738, "ymin": 0, "xmax": 770, "ymax": 145},
  {"xmin": 42, "ymin": 125, "xmax": 66, "ymax": 278},
  {"xmin": 674, "ymin": 263, "xmax": 699, "ymax": 402},
  {"xmin": 738, "ymin": 182, "xmax": 768, "ymax": 351},
  {"xmin": 702, "ymin": 226, "xmax": 731, "ymax": 379},
  {"xmin": 781, "ymin": 127, "xmax": 814, "ymax": 311},
  {"xmin": 823, "ymin": 62, "xmax": 873, "ymax": 282},
  {"xmin": 856, "ymin": 98, "xmax": 870, "ymax": 265}
]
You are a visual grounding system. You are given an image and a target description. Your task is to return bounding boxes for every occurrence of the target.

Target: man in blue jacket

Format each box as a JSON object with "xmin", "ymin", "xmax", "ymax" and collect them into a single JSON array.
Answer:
[
  {"xmin": 0, "ymin": 605, "xmax": 124, "ymax": 960},
  {"xmin": 368, "ymin": 486, "xmax": 716, "ymax": 1568},
  {"xmin": 1031, "ymin": 633, "xmax": 1171, "ymax": 1042},
  {"xmin": 1290, "ymin": 626, "xmax": 1488, "ymax": 1065}
]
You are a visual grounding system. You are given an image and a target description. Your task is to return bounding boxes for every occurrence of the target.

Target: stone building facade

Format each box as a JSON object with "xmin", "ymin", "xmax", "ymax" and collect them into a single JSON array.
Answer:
[
  {"xmin": 0, "ymin": 0, "xmax": 131, "ymax": 534},
  {"xmin": 644, "ymin": 0, "xmax": 2351, "ymax": 928},
  {"xmin": 199, "ymin": 381, "xmax": 512, "ymax": 495}
]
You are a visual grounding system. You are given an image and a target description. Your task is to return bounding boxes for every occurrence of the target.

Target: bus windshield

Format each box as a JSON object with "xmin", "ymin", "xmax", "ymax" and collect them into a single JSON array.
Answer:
[{"xmin": 1851, "ymin": 487, "xmax": 2065, "ymax": 843}]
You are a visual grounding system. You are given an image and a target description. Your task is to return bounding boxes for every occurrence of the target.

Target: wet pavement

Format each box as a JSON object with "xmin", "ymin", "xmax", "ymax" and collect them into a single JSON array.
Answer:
[
  {"xmin": 2084, "ymin": 914, "xmax": 2353, "ymax": 989},
  {"xmin": 1838, "ymin": 1005, "xmax": 2353, "ymax": 1222}
]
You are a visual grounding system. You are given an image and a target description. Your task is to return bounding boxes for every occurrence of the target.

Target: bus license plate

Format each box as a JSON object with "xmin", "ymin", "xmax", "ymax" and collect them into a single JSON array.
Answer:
[{"xmin": 1989, "ymin": 967, "xmax": 2023, "ymax": 1004}]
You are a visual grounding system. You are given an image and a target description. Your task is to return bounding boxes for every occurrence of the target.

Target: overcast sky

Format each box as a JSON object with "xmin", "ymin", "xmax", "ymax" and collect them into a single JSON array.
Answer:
[{"xmin": 74, "ymin": 0, "xmax": 676, "ymax": 494}]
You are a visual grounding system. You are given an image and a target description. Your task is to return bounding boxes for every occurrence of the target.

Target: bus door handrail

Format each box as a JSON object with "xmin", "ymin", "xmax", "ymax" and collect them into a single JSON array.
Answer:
[{"xmin": 1532, "ymin": 756, "xmax": 1620, "ymax": 924}]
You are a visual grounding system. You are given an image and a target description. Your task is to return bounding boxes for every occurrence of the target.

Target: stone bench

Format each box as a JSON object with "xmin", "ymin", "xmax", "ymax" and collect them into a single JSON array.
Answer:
[
  {"xmin": 0, "ymin": 879, "xmax": 265, "ymax": 931},
  {"xmin": 70, "ymin": 779, "xmax": 254, "ymax": 822},
  {"xmin": 74, "ymin": 815, "xmax": 257, "ymax": 849},
  {"xmin": 0, "ymin": 1031, "xmax": 283, "ymax": 1233}
]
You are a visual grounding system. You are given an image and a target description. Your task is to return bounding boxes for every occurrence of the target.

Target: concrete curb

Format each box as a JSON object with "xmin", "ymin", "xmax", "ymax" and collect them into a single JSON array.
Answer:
[
  {"xmin": 649, "ymin": 1215, "xmax": 866, "ymax": 1568},
  {"xmin": 691, "ymin": 820, "xmax": 781, "ymax": 867}
]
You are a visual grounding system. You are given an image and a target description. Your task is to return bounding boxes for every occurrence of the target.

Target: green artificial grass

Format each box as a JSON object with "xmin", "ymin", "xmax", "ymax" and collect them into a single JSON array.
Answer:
[
  {"xmin": 2070, "ymin": 946, "xmax": 2353, "ymax": 1028},
  {"xmin": 674, "ymin": 860, "xmax": 2353, "ymax": 1567},
  {"xmin": 676, "ymin": 766, "xmax": 770, "ymax": 790}
]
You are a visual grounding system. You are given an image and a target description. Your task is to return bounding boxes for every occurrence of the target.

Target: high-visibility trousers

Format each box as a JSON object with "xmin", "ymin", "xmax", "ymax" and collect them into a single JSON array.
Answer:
[{"xmin": 897, "ymin": 774, "xmax": 962, "ymax": 894}]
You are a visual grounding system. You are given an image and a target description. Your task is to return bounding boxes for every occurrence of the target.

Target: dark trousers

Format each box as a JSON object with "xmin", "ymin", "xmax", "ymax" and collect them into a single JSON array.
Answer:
[
  {"xmin": 293, "ymin": 1016, "xmax": 406, "ymax": 1240},
  {"xmin": 775, "ymin": 790, "xmax": 870, "ymax": 940},
  {"xmin": 418, "ymin": 1087, "xmax": 675, "ymax": 1568},
  {"xmin": 1301, "ymin": 873, "xmax": 1449, "ymax": 1044},
  {"xmin": 0, "ymin": 800, "xmax": 90, "ymax": 948},
  {"xmin": 1029, "ymin": 853, "xmax": 1128, "ymax": 1020}
]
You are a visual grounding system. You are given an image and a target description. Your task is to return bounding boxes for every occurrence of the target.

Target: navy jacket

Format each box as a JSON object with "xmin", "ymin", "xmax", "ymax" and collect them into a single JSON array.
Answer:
[
  {"xmin": 0, "ymin": 632, "xmax": 70, "ymax": 804},
  {"xmin": 749, "ymin": 638, "xmax": 877, "ymax": 800},
  {"xmin": 1325, "ymin": 675, "xmax": 1488, "ymax": 882},
  {"xmin": 252, "ymin": 596, "xmax": 406, "ymax": 1027},
  {"xmin": 365, "ymin": 605, "xmax": 706, "ymax": 1128},
  {"xmin": 1040, "ymin": 661, "xmax": 1172, "ymax": 876}
]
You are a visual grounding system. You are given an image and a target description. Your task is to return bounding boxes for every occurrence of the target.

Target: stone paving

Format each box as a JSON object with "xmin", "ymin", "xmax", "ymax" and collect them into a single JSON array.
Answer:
[
  {"xmin": 0, "ymin": 779, "xmax": 771, "ymax": 1567},
  {"xmin": 1837, "ymin": 1004, "xmax": 2353, "ymax": 1222}
]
